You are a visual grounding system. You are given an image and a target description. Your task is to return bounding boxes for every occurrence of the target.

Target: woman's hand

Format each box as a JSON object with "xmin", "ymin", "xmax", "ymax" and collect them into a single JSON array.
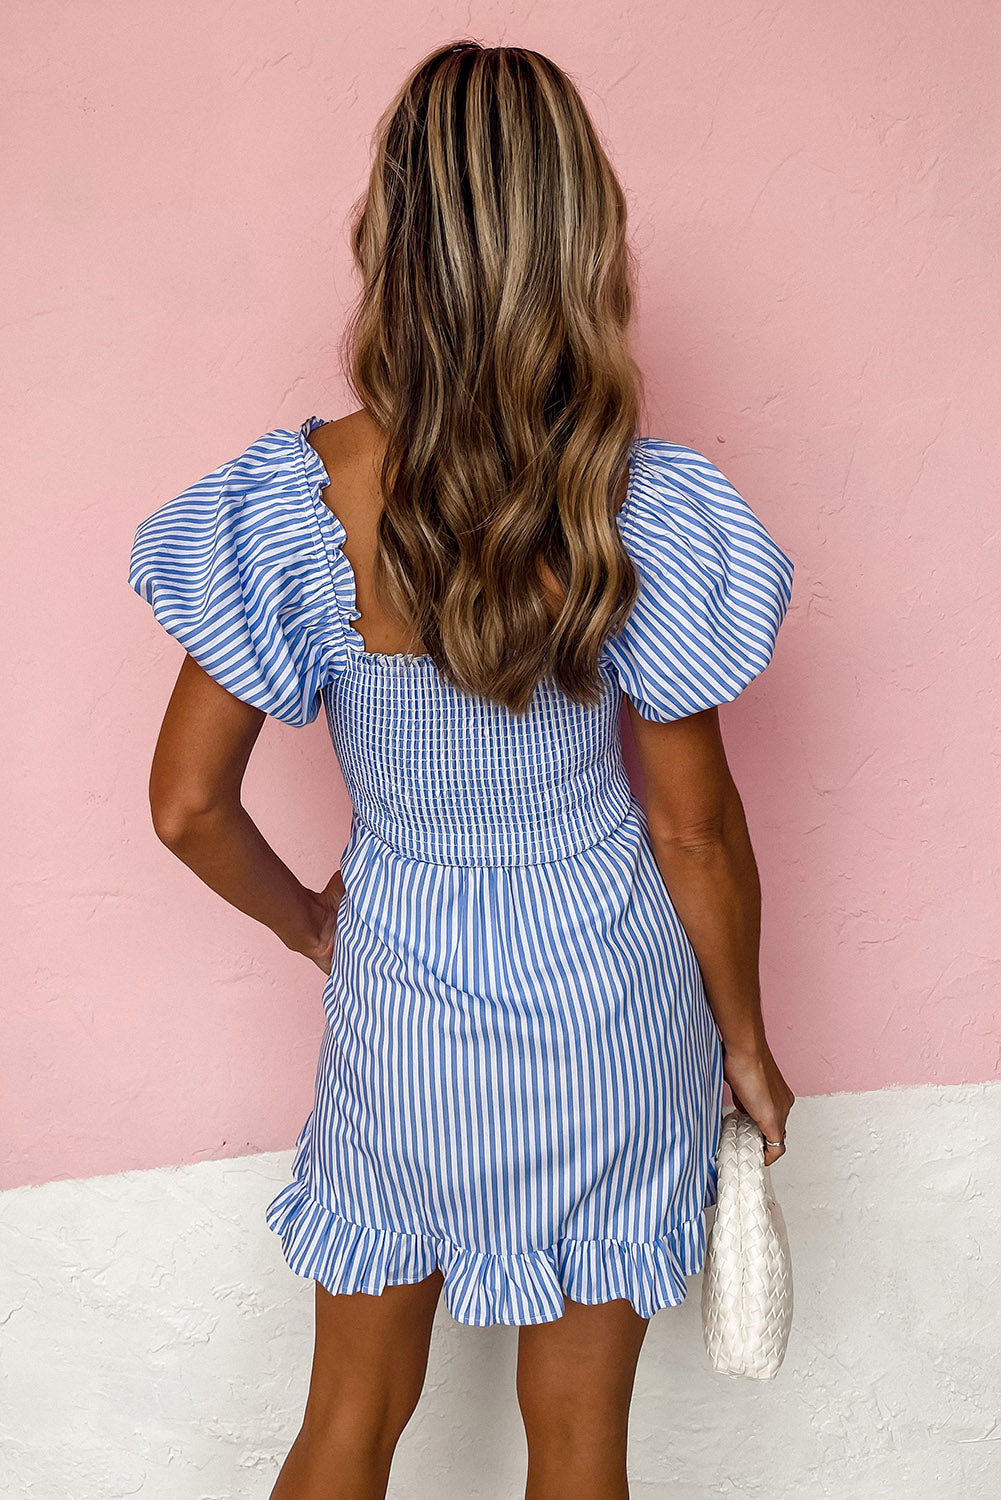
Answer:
[
  {"xmin": 722, "ymin": 1041, "xmax": 795, "ymax": 1168},
  {"xmin": 298, "ymin": 868, "xmax": 346, "ymax": 975}
]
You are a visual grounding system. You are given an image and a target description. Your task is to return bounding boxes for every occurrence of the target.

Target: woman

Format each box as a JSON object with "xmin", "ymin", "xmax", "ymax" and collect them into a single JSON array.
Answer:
[{"xmin": 129, "ymin": 40, "xmax": 796, "ymax": 1500}]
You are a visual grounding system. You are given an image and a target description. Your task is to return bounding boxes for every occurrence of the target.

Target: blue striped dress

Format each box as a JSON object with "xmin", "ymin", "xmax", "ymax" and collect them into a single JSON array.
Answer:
[{"xmin": 128, "ymin": 415, "xmax": 794, "ymax": 1327}]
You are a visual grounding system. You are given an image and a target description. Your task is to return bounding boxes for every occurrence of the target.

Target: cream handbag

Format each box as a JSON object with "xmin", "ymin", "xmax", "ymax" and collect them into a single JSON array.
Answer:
[{"xmin": 700, "ymin": 1107, "xmax": 794, "ymax": 1378}]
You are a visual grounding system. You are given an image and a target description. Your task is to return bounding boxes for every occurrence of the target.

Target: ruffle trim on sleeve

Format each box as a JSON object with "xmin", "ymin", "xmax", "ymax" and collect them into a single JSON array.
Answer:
[
  {"xmin": 294, "ymin": 416, "xmax": 366, "ymax": 671},
  {"xmin": 265, "ymin": 1173, "xmax": 712, "ymax": 1328},
  {"xmin": 296, "ymin": 418, "xmax": 435, "ymax": 671}
]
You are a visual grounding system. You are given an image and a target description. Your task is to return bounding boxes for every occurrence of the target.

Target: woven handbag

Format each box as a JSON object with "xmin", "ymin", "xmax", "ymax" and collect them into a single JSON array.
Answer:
[{"xmin": 700, "ymin": 1107, "xmax": 793, "ymax": 1378}]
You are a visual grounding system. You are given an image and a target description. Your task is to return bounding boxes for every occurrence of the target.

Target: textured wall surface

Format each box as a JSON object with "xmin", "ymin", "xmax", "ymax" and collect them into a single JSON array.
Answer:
[
  {"xmin": 2, "ymin": 1084, "xmax": 999, "ymax": 1499},
  {"xmin": 2, "ymin": 5, "xmax": 999, "ymax": 1192}
]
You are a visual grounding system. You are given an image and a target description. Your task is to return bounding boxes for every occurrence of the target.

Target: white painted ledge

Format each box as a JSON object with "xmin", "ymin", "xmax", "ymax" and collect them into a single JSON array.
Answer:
[{"xmin": 1, "ymin": 1081, "xmax": 999, "ymax": 1499}]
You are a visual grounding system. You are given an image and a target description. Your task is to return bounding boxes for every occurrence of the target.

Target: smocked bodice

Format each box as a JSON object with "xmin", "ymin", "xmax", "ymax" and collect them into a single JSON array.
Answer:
[{"xmin": 324, "ymin": 653, "xmax": 635, "ymax": 866}]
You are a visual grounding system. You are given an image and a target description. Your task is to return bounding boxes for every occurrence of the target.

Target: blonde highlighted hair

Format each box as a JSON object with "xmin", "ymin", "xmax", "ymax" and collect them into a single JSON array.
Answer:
[{"xmin": 342, "ymin": 40, "xmax": 645, "ymax": 713}]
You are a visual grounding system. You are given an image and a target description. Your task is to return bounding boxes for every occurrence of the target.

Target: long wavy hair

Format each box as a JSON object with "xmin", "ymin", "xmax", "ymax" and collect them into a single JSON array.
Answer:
[{"xmin": 342, "ymin": 41, "xmax": 645, "ymax": 714}]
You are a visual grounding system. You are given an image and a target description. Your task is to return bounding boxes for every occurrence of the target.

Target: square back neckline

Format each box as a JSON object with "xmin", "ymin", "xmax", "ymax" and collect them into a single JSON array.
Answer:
[{"xmin": 301, "ymin": 422, "xmax": 643, "ymax": 671}]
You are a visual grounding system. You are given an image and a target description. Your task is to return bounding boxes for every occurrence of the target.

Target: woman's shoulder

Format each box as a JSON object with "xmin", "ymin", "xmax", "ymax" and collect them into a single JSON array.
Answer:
[{"xmin": 305, "ymin": 408, "xmax": 387, "ymax": 485}]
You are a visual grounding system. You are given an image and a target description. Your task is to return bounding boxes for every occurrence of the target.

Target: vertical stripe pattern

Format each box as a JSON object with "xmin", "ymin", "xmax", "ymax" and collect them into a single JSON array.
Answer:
[{"xmin": 127, "ymin": 416, "xmax": 794, "ymax": 1327}]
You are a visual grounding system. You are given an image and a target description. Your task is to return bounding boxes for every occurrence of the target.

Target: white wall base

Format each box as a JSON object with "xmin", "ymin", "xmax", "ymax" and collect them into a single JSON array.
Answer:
[{"xmin": 2, "ymin": 1081, "xmax": 999, "ymax": 1499}]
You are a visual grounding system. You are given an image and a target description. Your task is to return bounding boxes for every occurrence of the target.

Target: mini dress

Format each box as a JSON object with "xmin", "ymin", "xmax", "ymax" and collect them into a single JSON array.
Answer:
[{"xmin": 128, "ymin": 416, "xmax": 794, "ymax": 1327}]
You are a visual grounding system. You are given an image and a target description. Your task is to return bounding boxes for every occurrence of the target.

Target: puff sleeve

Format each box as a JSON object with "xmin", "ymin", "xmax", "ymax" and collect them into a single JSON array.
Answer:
[
  {"xmin": 604, "ymin": 441, "xmax": 795, "ymax": 721},
  {"xmin": 127, "ymin": 417, "xmax": 344, "ymax": 726}
]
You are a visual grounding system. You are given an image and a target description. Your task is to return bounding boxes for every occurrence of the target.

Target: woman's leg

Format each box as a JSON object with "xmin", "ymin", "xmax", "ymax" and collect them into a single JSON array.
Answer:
[
  {"xmin": 271, "ymin": 1269, "xmax": 445, "ymax": 1500},
  {"xmin": 515, "ymin": 1296, "xmax": 651, "ymax": 1500}
]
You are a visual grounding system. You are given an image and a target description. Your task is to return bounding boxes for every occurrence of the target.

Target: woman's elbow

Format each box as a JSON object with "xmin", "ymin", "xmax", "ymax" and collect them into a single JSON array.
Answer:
[{"xmin": 148, "ymin": 773, "xmax": 232, "ymax": 847}]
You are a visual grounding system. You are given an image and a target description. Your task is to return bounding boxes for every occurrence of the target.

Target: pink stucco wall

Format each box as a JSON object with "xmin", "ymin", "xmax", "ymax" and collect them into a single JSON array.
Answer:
[{"xmin": 3, "ymin": 4, "xmax": 998, "ymax": 1190}]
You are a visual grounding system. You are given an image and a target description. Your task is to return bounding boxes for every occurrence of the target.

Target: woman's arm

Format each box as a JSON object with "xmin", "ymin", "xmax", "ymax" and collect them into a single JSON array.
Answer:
[
  {"xmin": 146, "ymin": 653, "xmax": 343, "ymax": 972},
  {"xmin": 626, "ymin": 700, "xmax": 795, "ymax": 1164}
]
